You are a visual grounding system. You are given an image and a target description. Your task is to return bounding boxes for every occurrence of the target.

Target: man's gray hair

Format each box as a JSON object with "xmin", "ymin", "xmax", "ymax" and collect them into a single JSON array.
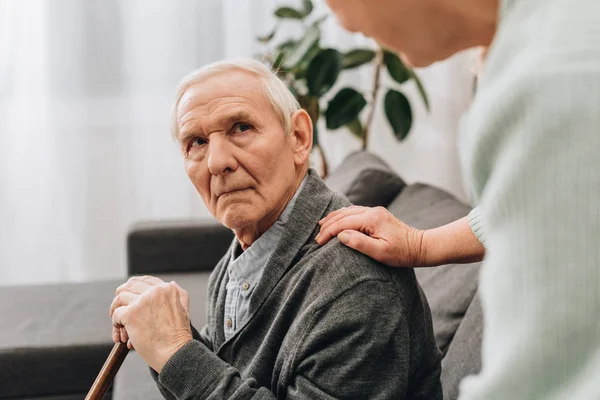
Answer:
[{"xmin": 170, "ymin": 58, "xmax": 300, "ymax": 141}]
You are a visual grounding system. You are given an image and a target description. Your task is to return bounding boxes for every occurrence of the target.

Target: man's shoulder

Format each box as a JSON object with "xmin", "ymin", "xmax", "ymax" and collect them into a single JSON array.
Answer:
[{"xmin": 294, "ymin": 235, "xmax": 420, "ymax": 309}]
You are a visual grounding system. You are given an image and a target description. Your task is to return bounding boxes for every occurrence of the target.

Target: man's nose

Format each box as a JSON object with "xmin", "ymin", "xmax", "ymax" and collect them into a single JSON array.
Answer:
[{"xmin": 207, "ymin": 137, "xmax": 238, "ymax": 176}]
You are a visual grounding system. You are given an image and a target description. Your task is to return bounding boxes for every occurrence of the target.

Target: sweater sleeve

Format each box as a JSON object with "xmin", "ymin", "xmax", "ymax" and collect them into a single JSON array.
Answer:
[
  {"xmin": 458, "ymin": 48, "xmax": 600, "ymax": 399},
  {"xmin": 154, "ymin": 278, "xmax": 441, "ymax": 399},
  {"xmin": 287, "ymin": 279, "xmax": 442, "ymax": 400},
  {"xmin": 467, "ymin": 207, "xmax": 485, "ymax": 245},
  {"xmin": 149, "ymin": 323, "xmax": 214, "ymax": 399}
]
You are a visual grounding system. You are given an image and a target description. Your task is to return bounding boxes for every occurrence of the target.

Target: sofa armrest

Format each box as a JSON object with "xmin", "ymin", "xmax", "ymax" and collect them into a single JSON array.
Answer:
[{"xmin": 127, "ymin": 219, "xmax": 233, "ymax": 275}]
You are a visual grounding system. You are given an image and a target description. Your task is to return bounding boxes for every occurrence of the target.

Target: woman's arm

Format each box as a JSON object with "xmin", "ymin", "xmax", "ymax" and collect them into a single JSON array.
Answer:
[
  {"xmin": 315, "ymin": 205, "xmax": 484, "ymax": 267},
  {"xmin": 421, "ymin": 212, "xmax": 485, "ymax": 266}
]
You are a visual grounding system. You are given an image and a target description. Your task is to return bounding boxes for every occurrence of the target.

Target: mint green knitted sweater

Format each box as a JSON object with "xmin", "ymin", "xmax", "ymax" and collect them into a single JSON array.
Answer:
[{"xmin": 460, "ymin": 0, "xmax": 600, "ymax": 398}]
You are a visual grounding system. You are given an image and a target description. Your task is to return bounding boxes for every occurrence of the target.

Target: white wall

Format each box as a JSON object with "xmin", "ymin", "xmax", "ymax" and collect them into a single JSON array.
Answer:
[{"xmin": 318, "ymin": 52, "xmax": 476, "ymax": 203}]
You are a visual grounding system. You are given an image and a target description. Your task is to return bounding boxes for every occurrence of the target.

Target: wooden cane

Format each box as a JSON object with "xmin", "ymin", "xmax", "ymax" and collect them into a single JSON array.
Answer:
[{"xmin": 85, "ymin": 342, "xmax": 130, "ymax": 400}]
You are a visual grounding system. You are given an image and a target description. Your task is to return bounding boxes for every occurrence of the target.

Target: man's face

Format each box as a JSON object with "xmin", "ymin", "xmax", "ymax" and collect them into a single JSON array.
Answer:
[{"xmin": 176, "ymin": 71, "xmax": 301, "ymax": 236}]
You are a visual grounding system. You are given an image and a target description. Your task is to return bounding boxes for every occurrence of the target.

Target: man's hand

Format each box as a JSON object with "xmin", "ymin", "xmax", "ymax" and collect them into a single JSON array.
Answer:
[{"xmin": 109, "ymin": 276, "xmax": 193, "ymax": 373}]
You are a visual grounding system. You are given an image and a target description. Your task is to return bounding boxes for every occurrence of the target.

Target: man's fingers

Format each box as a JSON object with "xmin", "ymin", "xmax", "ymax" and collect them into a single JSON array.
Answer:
[
  {"xmin": 120, "ymin": 326, "xmax": 129, "ymax": 344},
  {"xmin": 116, "ymin": 280, "xmax": 151, "ymax": 296},
  {"xmin": 316, "ymin": 213, "xmax": 373, "ymax": 245},
  {"xmin": 170, "ymin": 281, "xmax": 190, "ymax": 314},
  {"xmin": 170, "ymin": 281, "xmax": 185, "ymax": 296},
  {"xmin": 112, "ymin": 305, "xmax": 129, "ymax": 327},
  {"xmin": 112, "ymin": 326, "xmax": 129, "ymax": 345},
  {"xmin": 116, "ymin": 275, "xmax": 164, "ymax": 295},
  {"xmin": 337, "ymin": 230, "xmax": 386, "ymax": 261},
  {"xmin": 110, "ymin": 291, "xmax": 138, "ymax": 317}
]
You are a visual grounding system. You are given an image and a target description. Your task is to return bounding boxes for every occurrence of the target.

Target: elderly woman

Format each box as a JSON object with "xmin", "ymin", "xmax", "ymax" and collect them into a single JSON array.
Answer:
[{"xmin": 317, "ymin": 0, "xmax": 600, "ymax": 399}]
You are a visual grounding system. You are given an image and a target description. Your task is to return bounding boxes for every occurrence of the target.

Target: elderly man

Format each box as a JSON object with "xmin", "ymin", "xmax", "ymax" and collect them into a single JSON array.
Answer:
[{"xmin": 110, "ymin": 58, "xmax": 442, "ymax": 399}]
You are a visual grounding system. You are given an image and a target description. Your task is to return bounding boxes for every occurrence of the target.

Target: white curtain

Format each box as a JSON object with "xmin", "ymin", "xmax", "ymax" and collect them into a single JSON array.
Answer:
[
  {"xmin": 0, "ymin": 0, "xmax": 223, "ymax": 285},
  {"xmin": 0, "ymin": 0, "xmax": 476, "ymax": 286}
]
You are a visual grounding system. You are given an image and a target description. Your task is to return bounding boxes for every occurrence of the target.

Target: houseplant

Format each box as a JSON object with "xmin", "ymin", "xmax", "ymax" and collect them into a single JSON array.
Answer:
[{"xmin": 257, "ymin": 0, "xmax": 429, "ymax": 177}]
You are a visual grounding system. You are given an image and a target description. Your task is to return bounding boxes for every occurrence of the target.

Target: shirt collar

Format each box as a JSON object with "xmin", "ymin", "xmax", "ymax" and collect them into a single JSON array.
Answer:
[{"xmin": 228, "ymin": 174, "xmax": 308, "ymax": 284}]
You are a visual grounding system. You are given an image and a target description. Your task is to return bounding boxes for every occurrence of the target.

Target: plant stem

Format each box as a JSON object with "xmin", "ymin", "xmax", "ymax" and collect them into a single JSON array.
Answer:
[{"xmin": 362, "ymin": 47, "xmax": 384, "ymax": 150}]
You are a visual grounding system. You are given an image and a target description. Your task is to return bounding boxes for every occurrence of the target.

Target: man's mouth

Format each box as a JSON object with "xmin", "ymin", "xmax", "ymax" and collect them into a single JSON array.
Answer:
[{"xmin": 216, "ymin": 187, "xmax": 249, "ymax": 197}]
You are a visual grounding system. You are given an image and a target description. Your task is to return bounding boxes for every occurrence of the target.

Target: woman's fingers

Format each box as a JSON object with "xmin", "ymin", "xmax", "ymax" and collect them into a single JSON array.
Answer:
[
  {"xmin": 337, "ymin": 230, "xmax": 387, "ymax": 262},
  {"xmin": 317, "ymin": 206, "xmax": 368, "ymax": 237},
  {"xmin": 318, "ymin": 206, "xmax": 425, "ymax": 267},
  {"xmin": 318, "ymin": 205, "xmax": 364, "ymax": 226},
  {"xmin": 316, "ymin": 213, "xmax": 374, "ymax": 245}
]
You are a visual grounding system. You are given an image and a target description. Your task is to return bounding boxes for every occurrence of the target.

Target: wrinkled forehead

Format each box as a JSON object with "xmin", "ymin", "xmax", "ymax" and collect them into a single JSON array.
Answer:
[{"xmin": 177, "ymin": 70, "xmax": 272, "ymax": 123}]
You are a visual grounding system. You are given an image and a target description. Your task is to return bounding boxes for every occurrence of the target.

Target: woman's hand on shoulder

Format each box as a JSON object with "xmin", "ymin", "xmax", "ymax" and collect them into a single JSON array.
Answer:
[
  {"xmin": 315, "ymin": 206, "xmax": 426, "ymax": 267},
  {"xmin": 316, "ymin": 206, "xmax": 485, "ymax": 268}
]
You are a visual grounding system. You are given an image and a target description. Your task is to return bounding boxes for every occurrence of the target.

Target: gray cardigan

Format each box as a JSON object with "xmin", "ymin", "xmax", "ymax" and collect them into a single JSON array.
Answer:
[{"xmin": 152, "ymin": 170, "xmax": 442, "ymax": 399}]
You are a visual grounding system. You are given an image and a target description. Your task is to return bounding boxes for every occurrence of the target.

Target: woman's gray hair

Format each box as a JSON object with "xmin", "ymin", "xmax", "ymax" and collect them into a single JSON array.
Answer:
[{"xmin": 170, "ymin": 58, "xmax": 300, "ymax": 141}]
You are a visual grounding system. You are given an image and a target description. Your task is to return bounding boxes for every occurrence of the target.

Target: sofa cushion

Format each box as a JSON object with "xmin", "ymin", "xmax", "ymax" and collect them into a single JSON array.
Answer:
[
  {"xmin": 0, "ymin": 272, "xmax": 209, "ymax": 399},
  {"xmin": 128, "ymin": 219, "xmax": 233, "ymax": 275},
  {"xmin": 441, "ymin": 292, "xmax": 483, "ymax": 400},
  {"xmin": 0, "ymin": 280, "xmax": 119, "ymax": 399},
  {"xmin": 113, "ymin": 351, "xmax": 163, "ymax": 400},
  {"xmin": 325, "ymin": 151, "xmax": 405, "ymax": 207},
  {"xmin": 113, "ymin": 272, "xmax": 211, "ymax": 400},
  {"xmin": 387, "ymin": 183, "xmax": 481, "ymax": 355}
]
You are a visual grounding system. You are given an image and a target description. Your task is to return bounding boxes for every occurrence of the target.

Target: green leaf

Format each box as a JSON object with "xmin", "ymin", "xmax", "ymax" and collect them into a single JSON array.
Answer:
[
  {"xmin": 346, "ymin": 118, "xmax": 364, "ymax": 139},
  {"xmin": 292, "ymin": 40, "xmax": 321, "ymax": 79},
  {"xmin": 325, "ymin": 88, "xmax": 367, "ymax": 130},
  {"xmin": 311, "ymin": 14, "xmax": 329, "ymax": 26},
  {"xmin": 276, "ymin": 39, "xmax": 297, "ymax": 53},
  {"xmin": 342, "ymin": 49, "xmax": 375, "ymax": 69},
  {"xmin": 383, "ymin": 50, "xmax": 410, "ymax": 84},
  {"xmin": 384, "ymin": 89, "xmax": 413, "ymax": 140},
  {"xmin": 302, "ymin": 0, "xmax": 313, "ymax": 15},
  {"xmin": 411, "ymin": 70, "xmax": 430, "ymax": 112},
  {"xmin": 306, "ymin": 49, "xmax": 342, "ymax": 97},
  {"xmin": 256, "ymin": 26, "xmax": 277, "ymax": 44},
  {"xmin": 283, "ymin": 25, "xmax": 320, "ymax": 69},
  {"xmin": 275, "ymin": 6, "xmax": 305, "ymax": 19}
]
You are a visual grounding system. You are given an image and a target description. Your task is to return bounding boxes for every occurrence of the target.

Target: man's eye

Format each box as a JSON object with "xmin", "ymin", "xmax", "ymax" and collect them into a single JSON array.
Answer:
[
  {"xmin": 233, "ymin": 123, "xmax": 252, "ymax": 133},
  {"xmin": 190, "ymin": 137, "xmax": 207, "ymax": 147}
]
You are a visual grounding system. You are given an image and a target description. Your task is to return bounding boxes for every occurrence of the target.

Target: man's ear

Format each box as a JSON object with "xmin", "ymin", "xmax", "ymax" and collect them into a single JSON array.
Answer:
[{"xmin": 289, "ymin": 109, "xmax": 313, "ymax": 167}]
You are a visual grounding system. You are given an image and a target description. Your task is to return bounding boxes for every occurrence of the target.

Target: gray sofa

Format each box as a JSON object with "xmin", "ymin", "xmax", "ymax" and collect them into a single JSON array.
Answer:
[{"xmin": 1, "ymin": 151, "xmax": 482, "ymax": 400}]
